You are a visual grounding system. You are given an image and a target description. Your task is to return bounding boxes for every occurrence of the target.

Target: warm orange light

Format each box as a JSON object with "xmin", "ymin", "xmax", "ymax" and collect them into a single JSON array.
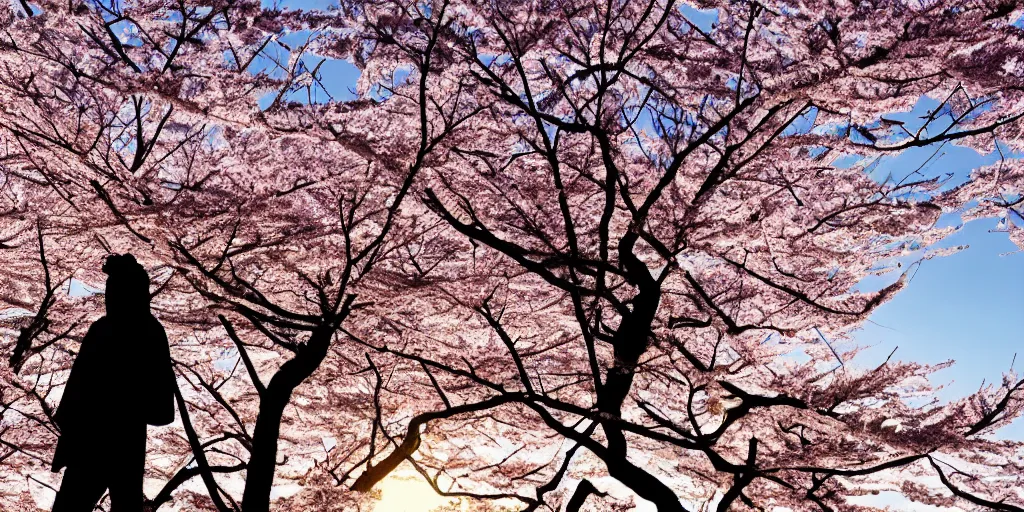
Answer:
[{"xmin": 372, "ymin": 474, "xmax": 464, "ymax": 512}]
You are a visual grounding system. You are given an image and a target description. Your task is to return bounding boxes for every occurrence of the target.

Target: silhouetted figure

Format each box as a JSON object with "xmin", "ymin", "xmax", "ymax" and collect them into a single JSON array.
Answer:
[{"xmin": 51, "ymin": 254, "xmax": 176, "ymax": 512}]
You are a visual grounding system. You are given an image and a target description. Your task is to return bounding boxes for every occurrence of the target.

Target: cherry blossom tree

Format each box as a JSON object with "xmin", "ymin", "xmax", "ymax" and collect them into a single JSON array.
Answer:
[
  {"xmin": 0, "ymin": 0, "xmax": 478, "ymax": 509},
  {"xmin": 0, "ymin": 0, "xmax": 1022, "ymax": 511},
  {"xmin": 338, "ymin": 0, "xmax": 1024, "ymax": 510}
]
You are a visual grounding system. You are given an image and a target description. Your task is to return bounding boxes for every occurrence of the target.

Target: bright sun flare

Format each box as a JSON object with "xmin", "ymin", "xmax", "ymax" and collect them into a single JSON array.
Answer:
[{"xmin": 372, "ymin": 475, "xmax": 463, "ymax": 512}]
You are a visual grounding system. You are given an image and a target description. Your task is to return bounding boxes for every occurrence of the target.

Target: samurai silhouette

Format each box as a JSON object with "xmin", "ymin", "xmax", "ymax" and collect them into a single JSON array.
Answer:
[{"xmin": 51, "ymin": 254, "xmax": 176, "ymax": 512}]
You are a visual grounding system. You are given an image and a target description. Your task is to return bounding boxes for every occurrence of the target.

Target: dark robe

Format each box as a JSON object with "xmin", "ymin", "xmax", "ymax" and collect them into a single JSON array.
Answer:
[{"xmin": 51, "ymin": 314, "xmax": 176, "ymax": 472}]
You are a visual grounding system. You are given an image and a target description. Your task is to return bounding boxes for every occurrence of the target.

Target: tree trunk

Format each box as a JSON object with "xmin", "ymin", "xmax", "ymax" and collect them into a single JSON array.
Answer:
[
  {"xmin": 241, "ymin": 390, "xmax": 288, "ymax": 512},
  {"xmin": 592, "ymin": 233, "xmax": 687, "ymax": 511},
  {"xmin": 566, "ymin": 479, "xmax": 605, "ymax": 512},
  {"xmin": 606, "ymin": 458, "xmax": 688, "ymax": 512},
  {"xmin": 241, "ymin": 327, "xmax": 333, "ymax": 512}
]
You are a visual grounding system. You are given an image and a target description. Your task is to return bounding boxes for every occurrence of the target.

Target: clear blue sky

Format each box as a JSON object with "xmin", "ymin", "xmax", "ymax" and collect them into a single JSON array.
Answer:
[
  {"xmin": 840, "ymin": 98, "xmax": 1024, "ymax": 441},
  {"xmin": 854, "ymin": 216, "xmax": 1023, "ymax": 440}
]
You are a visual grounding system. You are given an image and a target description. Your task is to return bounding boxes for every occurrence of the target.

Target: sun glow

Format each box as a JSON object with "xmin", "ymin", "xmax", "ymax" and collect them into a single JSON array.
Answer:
[{"xmin": 372, "ymin": 474, "xmax": 465, "ymax": 512}]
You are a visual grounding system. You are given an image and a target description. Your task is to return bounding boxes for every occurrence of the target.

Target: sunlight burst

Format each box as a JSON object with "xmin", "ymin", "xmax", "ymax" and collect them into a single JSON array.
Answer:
[{"xmin": 372, "ymin": 475, "xmax": 464, "ymax": 512}]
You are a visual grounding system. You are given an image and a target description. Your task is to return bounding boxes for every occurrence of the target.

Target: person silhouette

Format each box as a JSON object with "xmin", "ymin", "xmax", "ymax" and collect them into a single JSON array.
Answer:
[{"xmin": 50, "ymin": 254, "xmax": 176, "ymax": 512}]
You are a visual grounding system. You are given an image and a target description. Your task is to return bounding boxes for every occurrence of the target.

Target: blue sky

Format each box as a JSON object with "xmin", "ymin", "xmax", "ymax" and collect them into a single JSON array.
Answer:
[
  {"xmin": 854, "ymin": 216, "xmax": 1023, "ymax": 440},
  {"xmin": 840, "ymin": 98, "xmax": 1024, "ymax": 440}
]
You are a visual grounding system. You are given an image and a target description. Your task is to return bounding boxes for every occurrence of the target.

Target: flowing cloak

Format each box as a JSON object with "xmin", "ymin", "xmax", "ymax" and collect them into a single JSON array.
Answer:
[{"xmin": 51, "ymin": 315, "xmax": 176, "ymax": 472}]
